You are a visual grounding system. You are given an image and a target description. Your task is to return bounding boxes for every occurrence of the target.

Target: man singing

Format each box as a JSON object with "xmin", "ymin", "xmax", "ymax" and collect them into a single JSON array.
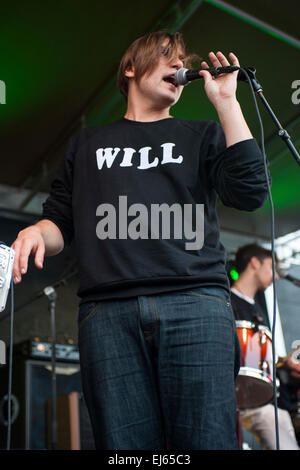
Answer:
[{"xmin": 11, "ymin": 30, "xmax": 269, "ymax": 449}]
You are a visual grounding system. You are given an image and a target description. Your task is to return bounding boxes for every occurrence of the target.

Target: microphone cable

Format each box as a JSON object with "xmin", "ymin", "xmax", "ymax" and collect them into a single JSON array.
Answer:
[
  {"xmin": 238, "ymin": 68, "xmax": 280, "ymax": 450},
  {"xmin": 0, "ymin": 240, "xmax": 15, "ymax": 450},
  {"xmin": 6, "ymin": 278, "xmax": 14, "ymax": 450}
]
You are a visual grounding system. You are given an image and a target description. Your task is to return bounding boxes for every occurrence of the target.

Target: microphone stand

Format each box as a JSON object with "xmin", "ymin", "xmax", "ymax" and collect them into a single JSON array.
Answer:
[
  {"xmin": 241, "ymin": 68, "xmax": 300, "ymax": 451},
  {"xmin": 241, "ymin": 67, "xmax": 300, "ymax": 166},
  {"xmin": 43, "ymin": 286, "xmax": 57, "ymax": 451},
  {"xmin": 0, "ymin": 265, "xmax": 78, "ymax": 450},
  {"xmin": 0, "ymin": 268, "xmax": 78, "ymax": 322}
]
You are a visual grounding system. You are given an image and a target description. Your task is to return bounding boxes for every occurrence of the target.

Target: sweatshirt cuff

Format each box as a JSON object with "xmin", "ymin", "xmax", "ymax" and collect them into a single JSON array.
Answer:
[{"xmin": 222, "ymin": 138, "xmax": 263, "ymax": 165}]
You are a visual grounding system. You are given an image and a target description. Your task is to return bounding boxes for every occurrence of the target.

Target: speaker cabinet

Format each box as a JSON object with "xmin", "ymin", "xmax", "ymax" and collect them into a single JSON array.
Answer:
[{"xmin": 0, "ymin": 357, "xmax": 94, "ymax": 449}]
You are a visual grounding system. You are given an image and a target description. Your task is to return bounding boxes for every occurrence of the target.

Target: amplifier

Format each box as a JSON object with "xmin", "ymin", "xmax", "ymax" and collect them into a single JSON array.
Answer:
[
  {"xmin": 0, "ymin": 358, "xmax": 87, "ymax": 449},
  {"xmin": 15, "ymin": 340, "xmax": 79, "ymax": 362}
]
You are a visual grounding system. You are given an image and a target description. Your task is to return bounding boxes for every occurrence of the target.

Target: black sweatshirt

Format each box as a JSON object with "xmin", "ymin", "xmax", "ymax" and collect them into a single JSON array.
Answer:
[{"xmin": 42, "ymin": 117, "xmax": 270, "ymax": 302}]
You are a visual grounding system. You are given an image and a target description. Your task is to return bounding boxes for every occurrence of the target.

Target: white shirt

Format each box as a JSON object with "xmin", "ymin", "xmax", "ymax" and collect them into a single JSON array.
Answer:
[{"xmin": 230, "ymin": 287, "xmax": 255, "ymax": 305}]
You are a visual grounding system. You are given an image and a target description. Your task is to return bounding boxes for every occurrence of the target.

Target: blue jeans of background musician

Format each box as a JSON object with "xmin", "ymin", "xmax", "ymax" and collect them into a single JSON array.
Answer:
[{"xmin": 78, "ymin": 286, "xmax": 240, "ymax": 450}]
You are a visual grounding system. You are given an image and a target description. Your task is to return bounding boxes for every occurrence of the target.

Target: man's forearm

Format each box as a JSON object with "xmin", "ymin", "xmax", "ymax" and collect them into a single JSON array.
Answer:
[
  {"xmin": 34, "ymin": 219, "xmax": 64, "ymax": 256},
  {"xmin": 216, "ymin": 98, "xmax": 253, "ymax": 148}
]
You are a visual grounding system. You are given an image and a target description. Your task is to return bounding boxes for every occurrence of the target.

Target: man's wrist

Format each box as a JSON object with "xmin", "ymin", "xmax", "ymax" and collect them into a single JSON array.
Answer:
[
  {"xmin": 215, "ymin": 97, "xmax": 240, "ymax": 116},
  {"xmin": 33, "ymin": 223, "xmax": 44, "ymax": 237}
]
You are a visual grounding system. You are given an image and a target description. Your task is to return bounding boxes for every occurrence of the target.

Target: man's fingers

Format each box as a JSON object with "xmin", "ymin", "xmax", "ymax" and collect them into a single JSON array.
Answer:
[
  {"xmin": 206, "ymin": 51, "xmax": 240, "ymax": 71},
  {"xmin": 229, "ymin": 52, "xmax": 240, "ymax": 67},
  {"xmin": 215, "ymin": 51, "xmax": 230, "ymax": 67},
  {"xmin": 34, "ymin": 243, "xmax": 45, "ymax": 269},
  {"xmin": 11, "ymin": 227, "xmax": 46, "ymax": 283},
  {"xmin": 208, "ymin": 51, "xmax": 222, "ymax": 68},
  {"xmin": 11, "ymin": 241, "xmax": 22, "ymax": 283},
  {"xmin": 199, "ymin": 69, "xmax": 213, "ymax": 83},
  {"xmin": 12, "ymin": 237, "xmax": 44, "ymax": 282},
  {"xmin": 17, "ymin": 241, "xmax": 45, "ymax": 274},
  {"xmin": 18, "ymin": 239, "xmax": 35, "ymax": 276}
]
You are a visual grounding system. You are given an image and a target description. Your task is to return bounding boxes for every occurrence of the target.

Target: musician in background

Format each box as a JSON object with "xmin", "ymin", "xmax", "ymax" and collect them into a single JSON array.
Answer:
[{"xmin": 231, "ymin": 243, "xmax": 300, "ymax": 450}]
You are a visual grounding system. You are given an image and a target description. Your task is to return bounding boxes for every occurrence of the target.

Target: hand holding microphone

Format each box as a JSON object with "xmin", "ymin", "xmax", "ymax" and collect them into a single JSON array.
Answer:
[
  {"xmin": 175, "ymin": 51, "xmax": 242, "ymax": 111},
  {"xmin": 175, "ymin": 51, "xmax": 241, "ymax": 83},
  {"xmin": 182, "ymin": 51, "xmax": 253, "ymax": 146}
]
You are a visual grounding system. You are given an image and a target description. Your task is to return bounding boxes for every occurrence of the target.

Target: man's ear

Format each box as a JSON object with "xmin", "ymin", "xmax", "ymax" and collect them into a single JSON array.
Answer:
[
  {"xmin": 125, "ymin": 65, "xmax": 135, "ymax": 79},
  {"xmin": 250, "ymin": 256, "xmax": 261, "ymax": 270}
]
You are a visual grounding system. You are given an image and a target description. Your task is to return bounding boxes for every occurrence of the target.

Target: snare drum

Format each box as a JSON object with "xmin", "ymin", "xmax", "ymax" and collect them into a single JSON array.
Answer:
[{"xmin": 235, "ymin": 320, "xmax": 274, "ymax": 409}]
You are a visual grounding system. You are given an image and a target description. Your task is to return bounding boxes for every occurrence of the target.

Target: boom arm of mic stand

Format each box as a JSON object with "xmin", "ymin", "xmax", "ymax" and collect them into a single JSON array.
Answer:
[{"xmin": 242, "ymin": 68, "xmax": 300, "ymax": 167}]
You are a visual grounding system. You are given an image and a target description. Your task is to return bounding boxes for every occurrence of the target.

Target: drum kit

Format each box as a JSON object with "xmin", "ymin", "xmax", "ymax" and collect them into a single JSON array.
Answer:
[
  {"xmin": 234, "ymin": 320, "xmax": 300, "ymax": 450},
  {"xmin": 235, "ymin": 320, "xmax": 278, "ymax": 409}
]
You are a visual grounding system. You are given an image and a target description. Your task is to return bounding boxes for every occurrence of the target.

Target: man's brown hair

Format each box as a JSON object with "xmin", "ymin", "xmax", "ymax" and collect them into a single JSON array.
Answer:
[
  {"xmin": 234, "ymin": 243, "xmax": 278, "ymax": 274},
  {"xmin": 117, "ymin": 30, "xmax": 199, "ymax": 100}
]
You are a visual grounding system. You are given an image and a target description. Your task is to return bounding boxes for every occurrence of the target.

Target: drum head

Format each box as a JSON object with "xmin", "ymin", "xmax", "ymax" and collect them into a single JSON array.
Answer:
[{"xmin": 235, "ymin": 370, "xmax": 274, "ymax": 409}]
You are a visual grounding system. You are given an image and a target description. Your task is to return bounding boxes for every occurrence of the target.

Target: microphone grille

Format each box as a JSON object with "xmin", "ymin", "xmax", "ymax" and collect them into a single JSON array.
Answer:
[{"xmin": 174, "ymin": 68, "xmax": 189, "ymax": 86}]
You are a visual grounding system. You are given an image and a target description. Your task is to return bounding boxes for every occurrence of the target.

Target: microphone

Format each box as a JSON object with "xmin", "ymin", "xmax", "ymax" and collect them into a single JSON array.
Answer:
[{"xmin": 174, "ymin": 66, "xmax": 253, "ymax": 86}]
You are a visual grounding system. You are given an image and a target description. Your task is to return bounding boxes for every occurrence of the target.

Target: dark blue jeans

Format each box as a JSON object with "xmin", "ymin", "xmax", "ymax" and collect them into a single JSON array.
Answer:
[{"xmin": 78, "ymin": 286, "xmax": 240, "ymax": 450}]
